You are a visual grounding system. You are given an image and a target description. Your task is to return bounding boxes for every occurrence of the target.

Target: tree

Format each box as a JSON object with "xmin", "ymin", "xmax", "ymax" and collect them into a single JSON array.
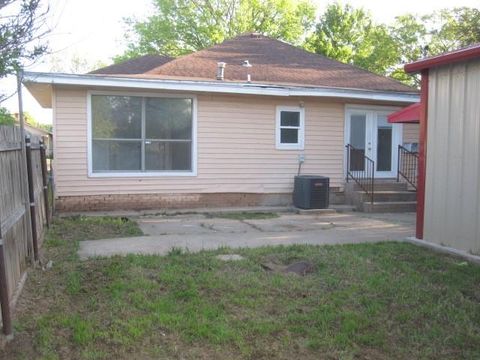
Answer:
[
  {"xmin": 388, "ymin": 7, "xmax": 480, "ymax": 86},
  {"xmin": 116, "ymin": 0, "xmax": 316, "ymax": 61},
  {"xmin": 305, "ymin": 3, "xmax": 398, "ymax": 75},
  {"xmin": 0, "ymin": 0, "xmax": 49, "ymax": 77},
  {"xmin": 305, "ymin": 4, "xmax": 480, "ymax": 87},
  {"xmin": 387, "ymin": 14, "xmax": 429, "ymax": 86},
  {"xmin": 49, "ymin": 53, "xmax": 107, "ymax": 74},
  {"xmin": 428, "ymin": 7, "xmax": 480, "ymax": 54},
  {"xmin": 0, "ymin": 107, "xmax": 15, "ymax": 125},
  {"xmin": 21, "ymin": 111, "xmax": 51, "ymax": 132}
]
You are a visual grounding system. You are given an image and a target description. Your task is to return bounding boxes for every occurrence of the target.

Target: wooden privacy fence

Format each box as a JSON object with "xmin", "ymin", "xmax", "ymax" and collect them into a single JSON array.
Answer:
[{"xmin": 0, "ymin": 126, "xmax": 51, "ymax": 337}]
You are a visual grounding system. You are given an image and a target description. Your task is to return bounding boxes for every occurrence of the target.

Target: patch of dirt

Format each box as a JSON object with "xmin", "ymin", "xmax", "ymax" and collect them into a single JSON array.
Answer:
[{"xmin": 261, "ymin": 261, "xmax": 315, "ymax": 276}]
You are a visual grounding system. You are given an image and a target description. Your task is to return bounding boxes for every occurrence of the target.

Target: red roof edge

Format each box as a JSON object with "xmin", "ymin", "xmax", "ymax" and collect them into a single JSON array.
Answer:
[
  {"xmin": 405, "ymin": 44, "xmax": 480, "ymax": 73},
  {"xmin": 387, "ymin": 102, "xmax": 420, "ymax": 123}
]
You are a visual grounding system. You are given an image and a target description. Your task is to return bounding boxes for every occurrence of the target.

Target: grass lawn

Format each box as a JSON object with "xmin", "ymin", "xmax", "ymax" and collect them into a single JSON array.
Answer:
[{"xmin": 2, "ymin": 216, "xmax": 480, "ymax": 360}]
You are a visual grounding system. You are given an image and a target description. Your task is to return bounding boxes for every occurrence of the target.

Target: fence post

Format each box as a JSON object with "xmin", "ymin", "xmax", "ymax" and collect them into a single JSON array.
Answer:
[
  {"xmin": 39, "ymin": 140, "xmax": 51, "ymax": 227},
  {"xmin": 0, "ymin": 229, "xmax": 13, "ymax": 338},
  {"xmin": 25, "ymin": 136, "xmax": 39, "ymax": 261}
]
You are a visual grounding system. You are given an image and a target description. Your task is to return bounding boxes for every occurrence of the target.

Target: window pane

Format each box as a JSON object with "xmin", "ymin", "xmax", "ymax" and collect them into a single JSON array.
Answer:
[
  {"xmin": 145, "ymin": 141, "xmax": 192, "ymax": 171},
  {"xmin": 377, "ymin": 128, "xmax": 392, "ymax": 171},
  {"xmin": 92, "ymin": 96, "xmax": 142, "ymax": 139},
  {"xmin": 92, "ymin": 140, "xmax": 141, "ymax": 171},
  {"xmin": 146, "ymin": 98, "xmax": 192, "ymax": 139},
  {"xmin": 280, "ymin": 129, "xmax": 298, "ymax": 144},
  {"xmin": 350, "ymin": 114, "xmax": 366, "ymax": 149},
  {"xmin": 280, "ymin": 111, "xmax": 300, "ymax": 127}
]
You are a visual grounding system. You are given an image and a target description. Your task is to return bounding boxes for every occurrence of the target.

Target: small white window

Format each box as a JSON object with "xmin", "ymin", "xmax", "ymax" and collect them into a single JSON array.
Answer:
[{"xmin": 276, "ymin": 106, "xmax": 304, "ymax": 150}]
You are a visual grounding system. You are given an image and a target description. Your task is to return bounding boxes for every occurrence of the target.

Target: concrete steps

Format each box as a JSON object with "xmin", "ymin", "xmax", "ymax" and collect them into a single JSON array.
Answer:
[
  {"xmin": 359, "ymin": 191, "xmax": 417, "ymax": 203},
  {"xmin": 345, "ymin": 180, "xmax": 417, "ymax": 213},
  {"xmin": 362, "ymin": 201, "xmax": 417, "ymax": 213}
]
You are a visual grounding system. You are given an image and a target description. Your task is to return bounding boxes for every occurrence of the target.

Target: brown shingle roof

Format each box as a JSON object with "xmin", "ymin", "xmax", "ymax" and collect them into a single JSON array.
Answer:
[
  {"xmin": 93, "ymin": 34, "xmax": 416, "ymax": 93},
  {"xmin": 147, "ymin": 34, "xmax": 415, "ymax": 92},
  {"xmin": 89, "ymin": 55, "xmax": 172, "ymax": 75}
]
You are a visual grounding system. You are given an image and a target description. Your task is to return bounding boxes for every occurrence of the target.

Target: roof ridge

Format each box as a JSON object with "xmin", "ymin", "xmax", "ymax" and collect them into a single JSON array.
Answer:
[
  {"xmin": 149, "ymin": 34, "xmax": 415, "ymax": 91},
  {"xmin": 93, "ymin": 33, "xmax": 415, "ymax": 92}
]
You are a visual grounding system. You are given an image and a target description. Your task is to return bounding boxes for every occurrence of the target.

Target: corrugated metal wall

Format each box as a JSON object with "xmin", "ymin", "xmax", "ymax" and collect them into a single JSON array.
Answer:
[{"xmin": 424, "ymin": 59, "xmax": 480, "ymax": 255}]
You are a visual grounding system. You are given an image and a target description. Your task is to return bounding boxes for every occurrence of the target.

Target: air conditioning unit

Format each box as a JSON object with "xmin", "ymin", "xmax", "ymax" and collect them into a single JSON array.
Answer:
[{"xmin": 293, "ymin": 175, "xmax": 330, "ymax": 209}]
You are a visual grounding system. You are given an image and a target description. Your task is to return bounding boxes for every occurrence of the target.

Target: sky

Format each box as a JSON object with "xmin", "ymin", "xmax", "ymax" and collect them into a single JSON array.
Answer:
[{"xmin": 2, "ymin": 0, "xmax": 479, "ymax": 123}]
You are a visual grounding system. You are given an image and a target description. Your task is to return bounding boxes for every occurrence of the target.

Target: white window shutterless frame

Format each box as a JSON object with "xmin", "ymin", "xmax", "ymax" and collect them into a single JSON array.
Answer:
[
  {"xmin": 87, "ymin": 91, "xmax": 198, "ymax": 178},
  {"xmin": 275, "ymin": 106, "xmax": 305, "ymax": 150},
  {"xmin": 345, "ymin": 107, "xmax": 402, "ymax": 178}
]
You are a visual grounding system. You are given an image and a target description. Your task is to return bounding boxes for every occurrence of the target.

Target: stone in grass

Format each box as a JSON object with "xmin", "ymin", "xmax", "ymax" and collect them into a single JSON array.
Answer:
[
  {"xmin": 284, "ymin": 261, "xmax": 314, "ymax": 276},
  {"xmin": 216, "ymin": 254, "xmax": 245, "ymax": 261},
  {"xmin": 261, "ymin": 260, "xmax": 315, "ymax": 276}
]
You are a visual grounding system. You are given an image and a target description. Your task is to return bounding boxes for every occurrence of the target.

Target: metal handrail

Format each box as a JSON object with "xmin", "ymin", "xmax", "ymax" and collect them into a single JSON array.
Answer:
[
  {"xmin": 346, "ymin": 144, "xmax": 375, "ymax": 204},
  {"xmin": 397, "ymin": 145, "xmax": 419, "ymax": 190}
]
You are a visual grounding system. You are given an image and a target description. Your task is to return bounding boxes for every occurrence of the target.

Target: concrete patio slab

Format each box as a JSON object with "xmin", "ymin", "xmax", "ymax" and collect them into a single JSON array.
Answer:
[{"xmin": 78, "ymin": 211, "xmax": 416, "ymax": 259}]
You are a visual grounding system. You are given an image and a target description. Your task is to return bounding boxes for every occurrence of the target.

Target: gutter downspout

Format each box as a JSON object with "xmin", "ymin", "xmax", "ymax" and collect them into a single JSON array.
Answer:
[{"xmin": 416, "ymin": 69, "xmax": 429, "ymax": 239}]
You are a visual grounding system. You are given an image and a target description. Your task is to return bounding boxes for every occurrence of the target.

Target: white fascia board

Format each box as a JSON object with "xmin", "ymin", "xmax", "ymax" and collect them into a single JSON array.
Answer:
[
  {"xmin": 290, "ymin": 88, "xmax": 419, "ymax": 103},
  {"xmin": 22, "ymin": 71, "xmax": 419, "ymax": 103}
]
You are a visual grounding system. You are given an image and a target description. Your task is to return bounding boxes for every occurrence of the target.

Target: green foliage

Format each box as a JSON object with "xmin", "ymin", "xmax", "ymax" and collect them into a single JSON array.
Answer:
[
  {"xmin": 115, "ymin": 2, "xmax": 480, "ymax": 87},
  {"xmin": 0, "ymin": 107, "xmax": 15, "ymax": 125},
  {"xmin": 387, "ymin": 14, "xmax": 429, "ymax": 86},
  {"xmin": 0, "ymin": 0, "xmax": 49, "ymax": 78},
  {"xmin": 305, "ymin": 3, "xmax": 397, "ymax": 76},
  {"xmin": 116, "ymin": 0, "xmax": 316, "ymax": 60},
  {"xmin": 306, "ymin": 4, "xmax": 480, "ymax": 87},
  {"xmin": 388, "ymin": 7, "xmax": 480, "ymax": 86},
  {"xmin": 428, "ymin": 7, "xmax": 480, "ymax": 54}
]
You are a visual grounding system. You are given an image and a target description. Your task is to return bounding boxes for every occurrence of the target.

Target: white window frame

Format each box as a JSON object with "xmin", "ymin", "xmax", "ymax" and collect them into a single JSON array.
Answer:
[
  {"xmin": 275, "ymin": 106, "xmax": 305, "ymax": 150},
  {"xmin": 87, "ymin": 90, "xmax": 197, "ymax": 177}
]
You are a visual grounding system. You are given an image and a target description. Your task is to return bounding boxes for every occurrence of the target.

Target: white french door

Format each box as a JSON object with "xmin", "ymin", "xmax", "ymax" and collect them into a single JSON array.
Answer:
[{"xmin": 345, "ymin": 108, "xmax": 402, "ymax": 178}]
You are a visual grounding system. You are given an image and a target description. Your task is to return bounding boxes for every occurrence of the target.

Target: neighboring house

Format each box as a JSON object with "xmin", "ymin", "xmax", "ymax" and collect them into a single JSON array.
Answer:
[
  {"xmin": 13, "ymin": 115, "xmax": 53, "ymax": 158},
  {"xmin": 23, "ymin": 33, "xmax": 419, "ymax": 211},
  {"xmin": 26, "ymin": 123, "xmax": 53, "ymax": 158},
  {"xmin": 404, "ymin": 44, "xmax": 480, "ymax": 255}
]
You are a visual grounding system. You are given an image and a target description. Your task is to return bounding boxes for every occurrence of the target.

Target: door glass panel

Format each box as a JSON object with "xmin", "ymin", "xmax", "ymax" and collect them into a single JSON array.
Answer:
[
  {"xmin": 349, "ymin": 114, "xmax": 366, "ymax": 171},
  {"xmin": 376, "ymin": 115, "xmax": 392, "ymax": 172}
]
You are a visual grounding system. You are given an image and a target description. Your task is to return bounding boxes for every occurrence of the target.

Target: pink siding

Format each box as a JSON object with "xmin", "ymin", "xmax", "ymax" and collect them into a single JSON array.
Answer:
[{"xmin": 53, "ymin": 87, "xmax": 412, "ymax": 197}]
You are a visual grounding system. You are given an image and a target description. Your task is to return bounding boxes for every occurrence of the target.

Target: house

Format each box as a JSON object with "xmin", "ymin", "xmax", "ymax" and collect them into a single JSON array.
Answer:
[
  {"xmin": 23, "ymin": 33, "xmax": 419, "ymax": 212},
  {"xmin": 12, "ymin": 116, "xmax": 53, "ymax": 158},
  {"xmin": 403, "ymin": 44, "xmax": 480, "ymax": 255}
]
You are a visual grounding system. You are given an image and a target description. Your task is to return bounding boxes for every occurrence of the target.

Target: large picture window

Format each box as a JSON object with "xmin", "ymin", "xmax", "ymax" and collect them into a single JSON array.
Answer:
[{"xmin": 90, "ymin": 94, "xmax": 194, "ymax": 175}]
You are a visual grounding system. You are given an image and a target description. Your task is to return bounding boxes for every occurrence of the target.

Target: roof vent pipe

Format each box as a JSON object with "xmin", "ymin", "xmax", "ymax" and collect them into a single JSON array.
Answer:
[
  {"xmin": 243, "ymin": 60, "xmax": 252, "ymax": 83},
  {"xmin": 216, "ymin": 62, "xmax": 226, "ymax": 80}
]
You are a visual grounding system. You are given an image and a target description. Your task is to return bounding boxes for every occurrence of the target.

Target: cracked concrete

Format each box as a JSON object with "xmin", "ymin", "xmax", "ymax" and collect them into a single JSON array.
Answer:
[{"xmin": 78, "ymin": 211, "xmax": 416, "ymax": 259}]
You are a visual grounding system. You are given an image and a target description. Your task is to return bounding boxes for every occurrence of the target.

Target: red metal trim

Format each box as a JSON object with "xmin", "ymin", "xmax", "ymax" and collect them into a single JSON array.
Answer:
[
  {"xmin": 405, "ymin": 44, "xmax": 480, "ymax": 73},
  {"xmin": 416, "ymin": 70, "xmax": 428, "ymax": 239},
  {"xmin": 387, "ymin": 103, "xmax": 420, "ymax": 123}
]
